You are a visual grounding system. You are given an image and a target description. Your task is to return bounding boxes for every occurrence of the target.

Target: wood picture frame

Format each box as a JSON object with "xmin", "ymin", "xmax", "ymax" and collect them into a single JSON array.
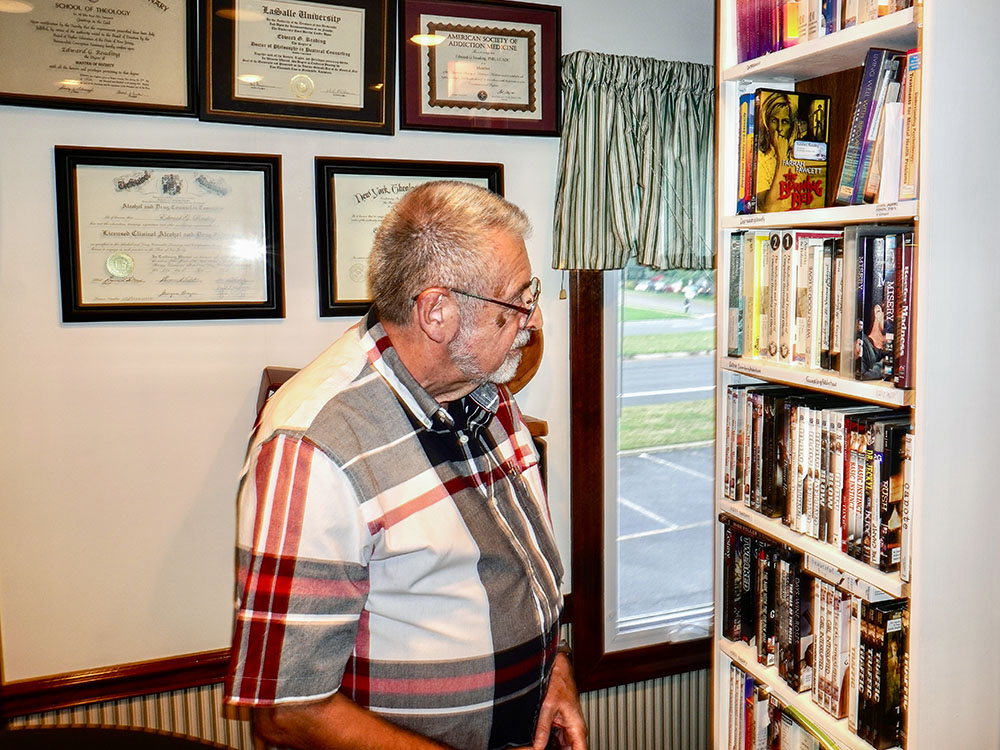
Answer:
[
  {"xmin": 314, "ymin": 157, "xmax": 503, "ymax": 316},
  {"xmin": 0, "ymin": 0, "xmax": 196, "ymax": 116},
  {"xmin": 399, "ymin": 0, "xmax": 561, "ymax": 136},
  {"xmin": 55, "ymin": 146, "xmax": 284, "ymax": 322},
  {"xmin": 200, "ymin": 0, "xmax": 396, "ymax": 133}
]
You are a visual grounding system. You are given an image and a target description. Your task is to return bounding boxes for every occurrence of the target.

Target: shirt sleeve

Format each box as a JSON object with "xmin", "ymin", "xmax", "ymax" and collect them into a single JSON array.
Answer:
[{"xmin": 225, "ymin": 433, "xmax": 373, "ymax": 706}]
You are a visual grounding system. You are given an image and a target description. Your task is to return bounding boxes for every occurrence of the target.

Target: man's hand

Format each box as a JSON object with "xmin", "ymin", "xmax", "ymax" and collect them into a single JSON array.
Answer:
[{"xmin": 531, "ymin": 652, "xmax": 588, "ymax": 750}]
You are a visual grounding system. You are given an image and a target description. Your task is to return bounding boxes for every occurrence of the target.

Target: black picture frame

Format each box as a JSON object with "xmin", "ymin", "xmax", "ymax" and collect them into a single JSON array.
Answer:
[
  {"xmin": 200, "ymin": 0, "xmax": 396, "ymax": 134},
  {"xmin": 55, "ymin": 146, "xmax": 284, "ymax": 323},
  {"xmin": 0, "ymin": 0, "xmax": 197, "ymax": 116},
  {"xmin": 399, "ymin": 0, "xmax": 561, "ymax": 136},
  {"xmin": 314, "ymin": 157, "xmax": 503, "ymax": 316}
]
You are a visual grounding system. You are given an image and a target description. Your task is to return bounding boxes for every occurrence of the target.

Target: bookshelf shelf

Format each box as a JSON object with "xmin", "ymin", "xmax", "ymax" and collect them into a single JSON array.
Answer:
[
  {"xmin": 721, "ymin": 200, "xmax": 918, "ymax": 229},
  {"xmin": 720, "ymin": 357, "xmax": 914, "ymax": 406},
  {"xmin": 723, "ymin": 8, "xmax": 919, "ymax": 82},
  {"xmin": 721, "ymin": 639, "xmax": 870, "ymax": 750}
]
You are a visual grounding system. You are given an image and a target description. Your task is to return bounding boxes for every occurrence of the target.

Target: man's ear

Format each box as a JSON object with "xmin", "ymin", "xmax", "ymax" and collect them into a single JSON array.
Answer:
[{"xmin": 412, "ymin": 288, "xmax": 460, "ymax": 344}]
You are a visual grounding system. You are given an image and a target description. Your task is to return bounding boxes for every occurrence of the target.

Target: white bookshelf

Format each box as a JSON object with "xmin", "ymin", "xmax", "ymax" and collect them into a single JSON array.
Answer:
[{"xmin": 712, "ymin": 1, "xmax": 1000, "ymax": 748}]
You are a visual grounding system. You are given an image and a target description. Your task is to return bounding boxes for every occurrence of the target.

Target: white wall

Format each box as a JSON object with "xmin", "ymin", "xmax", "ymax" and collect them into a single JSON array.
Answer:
[{"xmin": 0, "ymin": 0, "xmax": 713, "ymax": 682}]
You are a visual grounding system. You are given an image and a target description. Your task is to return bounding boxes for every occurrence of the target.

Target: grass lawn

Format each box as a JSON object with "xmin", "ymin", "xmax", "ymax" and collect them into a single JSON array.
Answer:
[
  {"xmin": 623, "ymin": 331, "xmax": 715, "ymax": 357},
  {"xmin": 623, "ymin": 306, "xmax": 686, "ymax": 322},
  {"xmin": 619, "ymin": 398, "xmax": 715, "ymax": 451}
]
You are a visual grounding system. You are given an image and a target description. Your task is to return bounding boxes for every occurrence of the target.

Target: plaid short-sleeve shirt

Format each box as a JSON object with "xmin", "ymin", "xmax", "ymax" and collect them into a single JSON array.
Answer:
[{"xmin": 224, "ymin": 312, "xmax": 564, "ymax": 750}]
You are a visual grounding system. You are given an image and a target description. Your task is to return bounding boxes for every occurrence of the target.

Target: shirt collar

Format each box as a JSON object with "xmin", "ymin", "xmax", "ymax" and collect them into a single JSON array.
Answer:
[{"xmin": 358, "ymin": 308, "xmax": 499, "ymax": 434}]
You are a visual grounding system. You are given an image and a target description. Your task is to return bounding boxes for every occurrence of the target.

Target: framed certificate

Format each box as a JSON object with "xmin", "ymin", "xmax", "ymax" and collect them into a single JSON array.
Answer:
[
  {"xmin": 0, "ymin": 0, "xmax": 196, "ymax": 115},
  {"xmin": 399, "ymin": 0, "xmax": 560, "ymax": 136},
  {"xmin": 314, "ymin": 157, "xmax": 503, "ymax": 316},
  {"xmin": 55, "ymin": 147, "xmax": 284, "ymax": 322},
  {"xmin": 200, "ymin": 0, "xmax": 395, "ymax": 133}
]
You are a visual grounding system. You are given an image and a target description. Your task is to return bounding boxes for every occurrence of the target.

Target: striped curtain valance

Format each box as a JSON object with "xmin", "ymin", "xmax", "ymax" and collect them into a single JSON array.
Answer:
[{"xmin": 552, "ymin": 51, "xmax": 715, "ymax": 271}]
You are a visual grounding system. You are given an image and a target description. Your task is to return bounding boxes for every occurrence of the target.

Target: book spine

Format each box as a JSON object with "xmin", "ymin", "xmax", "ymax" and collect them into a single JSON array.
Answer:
[
  {"xmin": 745, "ymin": 94, "xmax": 758, "ymax": 213},
  {"xmin": 869, "ymin": 420, "xmax": 888, "ymax": 568},
  {"xmin": 853, "ymin": 235, "xmax": 871, "ymax": 380},
  {"xmin": 829, "ymin": 236, "xmax": 844, "ymax": 372},
  {"xmin": 899, "ymin": 431, "xmax": 913, "ymax": 581},
  {"xmin": 880, "ymin": 233, "xmax": 898, "ymax": 382},
  {"xmin": 893, "ymin": 232, "xmax": 915, "ymax": 388},
  {"xmin": 752, "ymin": 391, "xmax": 766, "ymax": 512},
  {"xmin": 862, "ymin": 420, "xmax": 877, "ymax": 565},
  {"xmin": 729, "ymin": 231, "xmax": 747, "ymax": 356},
  {"xmin": 808, "ymin": 240, "xmax": 824, "ymax": 370},
  {"xmin": 847, "ymin": 595, "xmax": 862, "ymax": 732},
  {"xmin": 879, "ymin": 423, "xmax": 905, "ymax": 572},
  {"xmin": 842, "ymin": 0, "xmax": 859, "ymax": 27},
  {"xmin": 835, "ymin": 49, "xmax": 890, "ymax": 205},
  {"xmin": 898, "ymin": 49, "xmax": 922, "ymax": 200},
  {"xmin": 724, "ymin": 523, "xmax": 738, "ymax": 640},
  {"xmin": 782, "ymin": 0, "xmax": 802, "ymax": 47},
  {"xmin": 838, "ymin": 226, "xmax": 860, "ymax": 378},
  {"xmin": 778, "ymin": 230, "xmax": 796, "ymax": 364},
  {"xmin": 819, "ymin": 239, "xmax": 834, "ymax": 370}
]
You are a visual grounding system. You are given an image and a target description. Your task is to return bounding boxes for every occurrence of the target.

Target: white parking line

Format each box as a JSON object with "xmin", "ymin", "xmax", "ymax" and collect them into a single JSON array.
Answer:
[
  {"xmin": 621, "ymin": 385, "xmax": 715, "ymax": 399},
  {"xmin": 619, "ymin": 497, "xmax": 676, "ymax": 529},
  {"xmin": 619, "ymin": 520, "xmax": 712, "ymax": 542},
  {"xmin": 639, "ymin": 452, "xmax": 713, "ymax": 480}
]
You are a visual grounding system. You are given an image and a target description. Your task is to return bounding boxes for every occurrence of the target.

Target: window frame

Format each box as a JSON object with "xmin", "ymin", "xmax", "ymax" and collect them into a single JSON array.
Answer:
[{"xmin": 567, "ymin": 270, "xmax": 710, "ymax": 693}]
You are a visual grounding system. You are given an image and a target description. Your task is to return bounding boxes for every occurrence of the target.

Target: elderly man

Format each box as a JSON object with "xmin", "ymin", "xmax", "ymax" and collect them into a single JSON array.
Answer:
[{"xmin": 224, "ymin": 181, "xmax": 586, "ymax": 750}]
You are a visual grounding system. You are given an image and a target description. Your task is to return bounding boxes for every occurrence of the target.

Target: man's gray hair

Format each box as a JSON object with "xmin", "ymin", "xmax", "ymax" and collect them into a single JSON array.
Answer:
[{"xmin": 368, "ymin": 180, "xmax": 531, "ymax": 325}]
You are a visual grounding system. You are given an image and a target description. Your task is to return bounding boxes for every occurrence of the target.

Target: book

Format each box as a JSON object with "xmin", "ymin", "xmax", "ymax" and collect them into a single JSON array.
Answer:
[
  {"xmin": 893, "ymin": 232, "xmax": 915, "ymax": 389},
  {"xmin": 842, "ymin": 0, "xmax": 859, "ymax": 26},
  {"xmin": 729, "ymin": 230, "xmax": 747, "ymax": 356},
  {"xmin": 869, "ymin": 415, "xmax": 910, "ymax": 567},
  {"xmin": 834, "ymin": 48, "xmax": 903, "ymax": 205},
  {"xmin": 747, "ymin": 231, "xmax": 770, "ymax": 358},
  {"xmin": 818, "ymin": 237, "xmax": 834, "ymax": 370},
  {"xmin": 864, "ymin": 598, "xmax": 908, "ymax": 749},
  {"xmin": 878, "ymin": 420, "xmax": 911, "ymax": 572},
  {"xmin": 738, "ymin": 93, "xmax": 756, "ymax": 213},
  {"xmin": 828, "ymin": 236, "xmax": 845, "ymax": 371},
  {"xmin": 776, "ymin": 228, "xmax": 797, "ymax": 364},
  {"xmin": 782, "ymin": 0, "xmax": 802, "ymax": 47},
  {"xmin": 899, "ymin": 432, "xmax": 913, "ymax": 582},
  {"xmin": 757, "ymin": 545, "xmax": 778, "ymax": 666},
  {"xmin": 753, "ymin": 88, "xmax": 830, "ymax": 213},
  {"xmin": 864, "ymin": 100, "xmax": 903, "ymax": 204},
  {"xmin": 759, "ymin": 230, "xmax": 783, "ymax": 360},
  {"xmin": 776, "ymin": 549, "xmax": 813, "ymax": 692},
  {"xmin": 851, "ymin": 53, "xmax": 904, "ymax": 204},
  {"xmin": 791, "ymin": 230, "xmax": 841, "ymax": 367},
  {"xmin": 854, "ymin": 233, "xmax": 889, "ymax": 380},
  {"xmin": 898, "ymin": 49, "xmax": 922, "ymax": 201}
]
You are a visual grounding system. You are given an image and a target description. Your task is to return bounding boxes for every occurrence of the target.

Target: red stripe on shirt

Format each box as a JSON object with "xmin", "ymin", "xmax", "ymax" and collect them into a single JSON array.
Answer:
[{"xmin": 238, "ymin": 438, "xmax": 313, "ymax": 702}]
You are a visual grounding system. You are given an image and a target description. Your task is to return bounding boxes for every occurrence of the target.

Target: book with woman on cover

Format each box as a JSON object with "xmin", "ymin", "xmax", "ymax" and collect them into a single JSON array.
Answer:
[{"xmin": 753, "ymin": 88, "xmax": 831, "ymax": 213}]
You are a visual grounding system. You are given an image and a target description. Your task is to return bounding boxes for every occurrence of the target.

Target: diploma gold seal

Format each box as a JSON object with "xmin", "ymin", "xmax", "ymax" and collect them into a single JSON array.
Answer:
[
  {"xmin": 290, "ymin": 74, "xmax": 315, "ymax": 99},
  {"xmin": 106, "ymin": 252, "xmax": 135, "ymax": 279}
]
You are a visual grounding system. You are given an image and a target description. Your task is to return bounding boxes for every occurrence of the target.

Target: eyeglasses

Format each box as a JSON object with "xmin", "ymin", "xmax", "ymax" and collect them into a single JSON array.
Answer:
[{"xmin": 449, "ymin": 276, "xmax": 541, "ymax": 326}]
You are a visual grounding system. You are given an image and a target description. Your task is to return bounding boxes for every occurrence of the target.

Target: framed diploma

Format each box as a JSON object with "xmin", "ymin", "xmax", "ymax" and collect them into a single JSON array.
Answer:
[
  {"xmin": 55, "ymin": 147, "xmax": 284, "ymax": 322},
  {"xmin": 0, "ymin": 0, "xmax": 196, "ymax": 115},
  {"xmin": 314, "ymin": 157, "xmax": 503, "ymax": 316},
  {"xmin": 399, "ymin": 0, "xmax": 560, "ymax": 136},
  {"xmin": 200, "ymin": 0, "xmax": 395, "ymax": 133}
]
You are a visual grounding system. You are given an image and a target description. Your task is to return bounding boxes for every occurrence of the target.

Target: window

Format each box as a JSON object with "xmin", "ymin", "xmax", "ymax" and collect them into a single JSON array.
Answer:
[{"xmin": 568, "ymin": 269, "xmax": 713, "ymax": 691}]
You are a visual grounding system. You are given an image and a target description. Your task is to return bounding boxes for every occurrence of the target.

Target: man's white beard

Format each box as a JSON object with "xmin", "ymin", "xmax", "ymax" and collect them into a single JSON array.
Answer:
[{"xmin": 450, "ymin": 326, "xmax": 531, "ymax": 385}]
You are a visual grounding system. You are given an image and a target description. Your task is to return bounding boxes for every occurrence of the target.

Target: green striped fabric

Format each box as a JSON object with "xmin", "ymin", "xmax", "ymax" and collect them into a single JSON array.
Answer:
[{"xmin": 552, "ymin": 52, "xmax": 715, "ymax": 271}]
